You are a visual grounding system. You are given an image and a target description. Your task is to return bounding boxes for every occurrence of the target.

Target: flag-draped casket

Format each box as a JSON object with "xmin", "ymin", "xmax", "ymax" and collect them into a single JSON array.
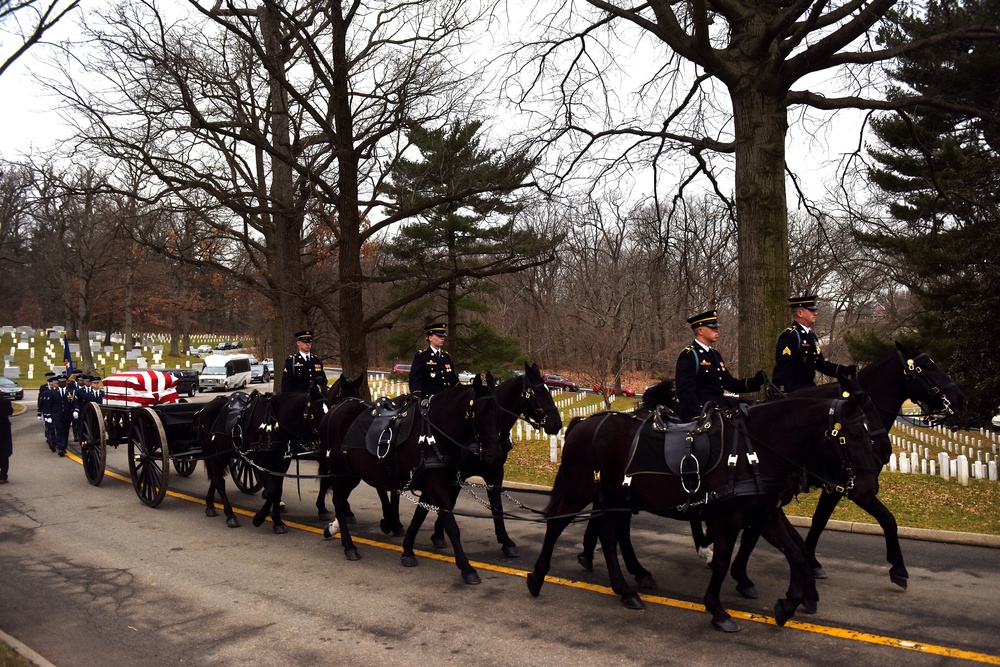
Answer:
[{"xmin": 102, "ymin": 370, "xmax": 179, "ymax": 407}]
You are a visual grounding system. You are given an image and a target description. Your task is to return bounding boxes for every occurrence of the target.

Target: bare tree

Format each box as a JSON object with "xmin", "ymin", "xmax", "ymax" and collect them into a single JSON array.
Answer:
[
  {"xmin": 506, "ymin": 1, "xmax": 1000, "ymax": 376},
  {"xmin": 0, "ymin": 0, "xmax": 77, "ymax": 78}
]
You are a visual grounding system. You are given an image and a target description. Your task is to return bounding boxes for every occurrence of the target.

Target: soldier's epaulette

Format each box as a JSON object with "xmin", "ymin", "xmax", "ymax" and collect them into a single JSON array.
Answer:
[
  {"xmin": 682, "ymin": 345, "xmax": 694, "ymax": 353},
  {"xmin": 784, "ymin": 326, "xmax": 796, "ymax": 333}
]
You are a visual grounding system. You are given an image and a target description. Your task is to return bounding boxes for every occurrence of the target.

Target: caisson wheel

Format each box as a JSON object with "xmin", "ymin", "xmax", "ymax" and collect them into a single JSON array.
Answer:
[
  {"xmin": 80, "ymin": 402, "xmax": 107, "ymax": 486},
  {"xmin": 173, "ymin": 458, "xmax": 196, "ymax": 477},
  {"xmin": 229, "ymin": 456, "xmax": 262, "ymax": 494},
  {"xmin": 127, "ymin": 408, "xmax": 170, "ymax": 507}
]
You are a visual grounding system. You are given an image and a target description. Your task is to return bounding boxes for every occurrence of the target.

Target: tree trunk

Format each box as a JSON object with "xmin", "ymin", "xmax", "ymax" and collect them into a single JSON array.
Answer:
[
  {"xmin": 731, "ymin": 86, "xmax": 790, "ymax": 379},
  {"xmin": 78, "ymin": 277, "xmax": 94, "ymax": 373},
  {"xmin": 331, "ymin": 3, "xmax": 369, "ymax": 398}
]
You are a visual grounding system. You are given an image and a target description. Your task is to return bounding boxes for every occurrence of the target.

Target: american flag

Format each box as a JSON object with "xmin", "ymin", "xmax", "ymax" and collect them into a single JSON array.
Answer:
[{"xmin": 102, "ymin": 370, "xmax": 179, "ymax": 407}]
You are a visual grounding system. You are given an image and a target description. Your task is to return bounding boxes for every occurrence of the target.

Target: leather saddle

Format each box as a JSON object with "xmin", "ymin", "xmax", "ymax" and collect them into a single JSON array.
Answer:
[
  {"xmin": 211, "ymin": 391, "xmax": 253, "ymax": 438},
  {"xmin": 344, "ymin": 395, "xmax": 419, "ymax": 458},
  {"xmin": 624, "ymin": 408, "xmax": 724, "ymax": 489}
]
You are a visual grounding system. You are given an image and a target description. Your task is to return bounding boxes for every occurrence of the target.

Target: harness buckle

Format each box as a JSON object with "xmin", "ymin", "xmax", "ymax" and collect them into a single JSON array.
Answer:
[
  {"xmin": 623, "ymin": 475, "xmax": 632, "ymax": 487},
  {"xmin": 746, "ymin": 452, "xmax": 759, "ymax": 465},
  {"xmin": 727, "ymin": 454, "xmax": 738, "ymax": 467}
]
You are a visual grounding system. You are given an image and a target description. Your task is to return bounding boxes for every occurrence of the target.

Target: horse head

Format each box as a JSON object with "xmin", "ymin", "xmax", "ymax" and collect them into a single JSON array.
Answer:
[
  {"xmin": 894, "ymin": 341, "xmax": 968, "ymax": 421},
  {"xmin": 470, "ymin": 374, "xmax": 502, "ymax": 466},
  {"xmin": 640, "ymin": 379, "xmax": 678, "ymax": 413},
  {"xmin": 817, "ymin": 391, "xmax": 884, "ymax": 505},
  {"xmin": 328, "ymin": 372, "xmax": 365, "ymax": 404},
  {"xmin": 512, "ymin": 362, "xmax": 563, "ymax": 435}
]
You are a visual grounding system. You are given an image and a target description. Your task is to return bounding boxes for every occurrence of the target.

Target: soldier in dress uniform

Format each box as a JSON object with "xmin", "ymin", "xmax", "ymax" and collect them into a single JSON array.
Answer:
[
  {"xmin": 772, "ymin": 295, "xmax": 856, "ymax": 393},
  {"xmin": 71, "ymin": 375, "xmax": 93, "ymax": 441},
  {"xmin": 37, "ymin": 372, "xmax": 56, "ymax": 451},
  {"xmin": 675, "ymin": 310, "xmax": 767, "ymax": 422},
  {"xmin": 280, "ymin": 330, "xmax": 328, "ymax": 394},
  {"xmin": 48, "ymin": 374, "xmax": 74, "ymax": 457},
  {"xmin": 408, "ymin": 323, "xmax": 458, "ymax": 398}
]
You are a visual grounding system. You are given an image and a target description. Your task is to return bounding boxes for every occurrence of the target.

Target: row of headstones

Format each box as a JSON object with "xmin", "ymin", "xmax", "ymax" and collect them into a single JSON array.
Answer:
[
  {"xmin": 886, "ymin": 450, "xmax": 998, "ymax": 485},
  {"xmin": 895, "ymin": 418, "xmax": 998, "ymax": 446},
  {"xmin": 892, "ymin": 420, "xmax": 998, "ymax": 471}
]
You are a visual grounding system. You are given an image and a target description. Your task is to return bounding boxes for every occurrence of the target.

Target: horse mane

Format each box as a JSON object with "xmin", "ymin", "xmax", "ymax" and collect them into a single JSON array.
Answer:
[{"xmin": 641, "ymin": 379, "xmax": 677, "ymax": 412}]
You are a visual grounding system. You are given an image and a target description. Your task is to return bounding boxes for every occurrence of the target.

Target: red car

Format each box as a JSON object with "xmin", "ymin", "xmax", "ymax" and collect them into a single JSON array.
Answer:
[
  {"xmin": 391, "ymin": 363, "xmax": 411, "ymax": 374},
  {"xmin": 592, "ymin": 382, "xmax": 636, "ymax": 397},
  {"xmin": 543, "ymin": 374, "xmax": 580, "ymax": 392}
]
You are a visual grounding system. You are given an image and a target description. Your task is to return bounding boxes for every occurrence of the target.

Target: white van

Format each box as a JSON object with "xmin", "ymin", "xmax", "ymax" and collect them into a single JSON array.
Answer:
[{"xmin": 198, "ymin": 354, "xmax": 253, "ymax": 392}]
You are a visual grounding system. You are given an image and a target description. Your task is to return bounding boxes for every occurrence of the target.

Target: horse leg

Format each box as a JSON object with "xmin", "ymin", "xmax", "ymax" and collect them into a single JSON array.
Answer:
[
  {"xmin": 269, "ymin": 472, "xmax": 287, "ymax": 534},
  {"xmin": 703, "ymin": 518, "xmax": 741, "ymax": 632},
  {"xmin": 619, "ymin": 514, "xmax": 656, "ymax": 589},
  {"xmin": 597, "ymin": 507, "xmax": 643, "ymax": 609},
  {"xmin": 430, "ymin": 483, "xmax": 461, "ymax": 549},
  {"xmin": 206, "ymin": 457, "xmax": 239, "ymax": 528},
  {"xmin": 757, "ymin": 510, "xmax": 814, "ymax": 627},
  {"xmin": 527, "ymin": 514, "xmax": 576, "ymax": 598},
  {"xmin": 421, "ymin": 474, "xmax": 481, "ymax": 585},
  {"xmin": 325, "ymin": 473, "xmax": 360, "ymax": 560},
  {"xmin": 803, "ymin": 488, "xmax": 843, "ymax": 579},
  {"xmin": 691, "ymin": 519, "xmax": 714, "ymax": 561},
  {"xmin": 730, "ymin": 526, "xmax": 762, "ymax": 599},
  {"xmin": 251, "ymin": 471, "xmax": 274, "ymax": 529},
  {"xmin": 855, "ymin": 495, "xmax": 908, "ymax": 588},
  {"xmin": 316, "ymin": 455, "xmax": 333, "ymax": 521},
  {"xmin": 401, "ymin": 503, "xmax": 430, "ymax": 568},
  {"xmin": 577, "ymin": 508, "xmax": 600, "ymax": 571},
  {"xmin": 484, "ymin": 468, "xmax": 517, "ymax": 557},
  {"xmin": 378, "ymin": 488, "xmax": 405, "ymax": 536}
]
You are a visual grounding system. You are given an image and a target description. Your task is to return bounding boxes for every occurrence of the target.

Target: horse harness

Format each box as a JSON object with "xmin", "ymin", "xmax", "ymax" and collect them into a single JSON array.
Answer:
[{"xmin": 898, "ymin": 350, "xmax": 959, "ymax": 423}]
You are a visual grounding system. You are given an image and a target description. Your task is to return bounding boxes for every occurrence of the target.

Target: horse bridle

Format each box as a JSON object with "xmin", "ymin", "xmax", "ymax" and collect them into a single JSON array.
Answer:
[
  {"xmin": 821, "ymin": 397, "xmax": 881, "ymax": 494},
  {"xmin": 422, "ymin": 388, "xmax": 499, "ymax": 460},
  {"xmin": 899, "ymin": 350, "xmax": 959, "ymax": 423},
  {"xmin": 498, "ymin": 375, "xmax": 560, "ymax": 431}
]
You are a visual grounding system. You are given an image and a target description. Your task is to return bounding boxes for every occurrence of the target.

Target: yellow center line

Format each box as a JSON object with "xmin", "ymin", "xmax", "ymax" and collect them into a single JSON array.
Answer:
[{"xmin": 67, "ymin": 451, "xmax": 1000, "ymax": 664}]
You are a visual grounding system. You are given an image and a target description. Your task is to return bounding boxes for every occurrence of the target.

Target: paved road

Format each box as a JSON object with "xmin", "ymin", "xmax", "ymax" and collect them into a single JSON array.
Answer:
[{"xmin": 2, "ymin": 393, "xmax": 999, "ymax": 666}]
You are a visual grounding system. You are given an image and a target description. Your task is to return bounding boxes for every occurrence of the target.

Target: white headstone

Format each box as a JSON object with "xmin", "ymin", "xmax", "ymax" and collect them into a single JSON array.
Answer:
[{"xmin": 957, "ymin": 455, "xmax": 969, "ymax": 486}]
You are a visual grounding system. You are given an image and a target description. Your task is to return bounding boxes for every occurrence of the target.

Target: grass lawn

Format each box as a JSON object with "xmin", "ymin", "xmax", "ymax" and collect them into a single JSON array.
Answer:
[{"xmin": 504, "ymin": 432, "xmax": 1000, "ymax": 536}]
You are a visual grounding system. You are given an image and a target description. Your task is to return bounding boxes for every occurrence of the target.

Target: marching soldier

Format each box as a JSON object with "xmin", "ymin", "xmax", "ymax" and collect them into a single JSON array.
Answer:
[
  {"xmin": 280, "ymin": 330, "xmax": 328, "ymax": 394},
  {"xmin": 675, "ymin": 310, "xmax": 767, "ymax": 422},
  {"xmin": 48, "ymin": 374, "xmax": 74, "ymax": 457},
  {"xmin": 37, "ymin": 372, "xmax": 56, "ymax": 451},
  {"xmin": 773, "ymin": 295, "xmax": 856, "ymax": 393},
  {"xmin": 408, "ymin": 323, "xmax": 458, "ymax": 398}
]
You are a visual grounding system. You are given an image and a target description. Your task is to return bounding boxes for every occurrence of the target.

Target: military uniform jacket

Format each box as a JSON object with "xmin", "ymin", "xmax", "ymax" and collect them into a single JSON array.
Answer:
[
  {"xmin": 47, "ymin": 386, "xmax": 74, "ymax": 424},
  {"xmin": 37, "ymin": 384, "xmax": 50, "ymax": 416},
  {"xmin": 281, "ymin": 353, "xmax": 328, "ymax": 393},
  {"xmin": 408, "ymin": 347, "xmax": 458, "ymax": 397},
  {"xmin": 675, "ymin": 343, "xmax": 757, "ymax": 422},
  {"xmin": 772, "ymin": 322, "xmax": 844, "ymax": 393}
]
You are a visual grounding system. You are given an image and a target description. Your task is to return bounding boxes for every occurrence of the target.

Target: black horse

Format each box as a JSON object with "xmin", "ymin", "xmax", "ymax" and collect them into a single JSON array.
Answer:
[
  {"xmin": 414, "ymin": 362, "xmax": 563, "ymax": 557},
  {"xmin": 230, "ymin": 384, "xmax": 329, "ymax": 534},
  {"xmin": 526, "ymin": 390, "xmax": 882, "ymax": 632},
  {"xmin": 322, "ymin": 375, "xmax": 503, "ymax": 584},
  {"xmin": 316, "ymin": 373, "xmax": 366, "ymax": 521},
  {"xmin": 729, "ymin": 342, "xmax": 967, "ymax": 595},
  {"xmin": 191, "ymin": 392, "xmax": 250, "ymax": 528}
]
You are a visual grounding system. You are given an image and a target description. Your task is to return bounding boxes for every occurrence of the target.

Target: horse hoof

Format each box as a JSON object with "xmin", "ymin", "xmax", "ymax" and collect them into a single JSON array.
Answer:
[
  {"xmin": 401, "ymin": 555, "xmax": 418, "ymax": 568},
  {"xmin": 462, "ymin": 570, "xmax": 482, "ymax": 585},
  {"xmin": 346, "ymin": 513, "xmax": 357, "ymax": 525},
  {"xmin": 379, "ymin": 519, "xmax": 401, "ymax": 535},
  {"xmin": 620, "ymin": 594, "xmax": 644, "ymax": 610},
  {"xmin": 323, "ymin": 520, "xmax": 340, "ymax": 539},
  {"xmin": 577, "ymin": 554, "xmax": 594, "ymax": 572},
  {"xmin": 273, "ymin": 523, "xmax": 288, "ymax": 535},
  {"xmin": 226, "ymin": 517, "xmax": 240, "ymax": 528},
  {"xmin": 735, "ymin": 583, "xmax": 759, "ymax": 599},
  {"xmin": 890, "ymin": 573, "xmax": 908, "ymax": 589},
  {"xmin": 526, "ymin": 573, "xmax": 544, "ymax": 597},
  {"xmin": 344, "ymin": 547, "xmax": 360, "ymax": 561},
  {"xmin": 713, "ymin": 618, "xmax": 740, "ymax": 633},
  {"xmin": 502, "ymin": 545, "xmax": 519, "ymax": 558},
  {"xmin": 431, "ymin": 536, "xmax": 447, "ymax": 549},
  {"xmin": 391, "ymin": 524, "xmax": 405, "ymax": 537},
  {"xmin": 635, "ymin": 574, "xmax": 657, "ymax": 590},
  {"xmin": 279, "ymin": 502, "xmax": 287, "ymax": 514},
  {"xmin": 802, "ymin": 598, "xmax": 817, "ymax": 614},
  {"xmin": 318, "ymin": 510, "xmax": 334, "ymax": 522},
  {"xmin": 774, "ymin": 599, "xmax": 795, "ymax": 626},
  {"xmin": 251, "ymin": 515, "xmax": 265, "ymax": 528},
  {"xmin": 205, "ymin": 507, "xmax": 218, "ymax": 518},
  {"xmin": 813, "ymin": 566, "xmax": 828, "ymax": 579}
]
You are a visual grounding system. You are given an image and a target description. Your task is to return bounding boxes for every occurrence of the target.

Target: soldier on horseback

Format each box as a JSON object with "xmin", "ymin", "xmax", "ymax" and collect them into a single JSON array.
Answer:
[
  {"xmin": 675, "ymin": 310, "xmax": 767, "ymax": 422},
  {"xmin": 773, "ymin": 295, "xmax": 856, "ymax": 393},
  {"xmin": 408, "ymin": 323, "xmax": 458, "ymax": 398},
  {"xmin": 281, "ymin": 330, "xmax": 328, "ymax": 394}
]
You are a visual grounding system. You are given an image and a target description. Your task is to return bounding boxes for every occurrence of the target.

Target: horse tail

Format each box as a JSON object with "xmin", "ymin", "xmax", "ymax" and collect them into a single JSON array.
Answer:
[{"xmin": 543, "ymin": 463, "xmax": 568, "ymax": 518}]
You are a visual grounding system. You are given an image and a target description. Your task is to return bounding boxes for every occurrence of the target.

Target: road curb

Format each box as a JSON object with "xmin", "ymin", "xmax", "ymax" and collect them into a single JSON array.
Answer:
[
  {"xmin": 498, "ymin": 480, "xmax": 1000, "ymax": 548},
  {"xmin": 0, "ymin": 629, "xmax": 56, "ymax": 667}
]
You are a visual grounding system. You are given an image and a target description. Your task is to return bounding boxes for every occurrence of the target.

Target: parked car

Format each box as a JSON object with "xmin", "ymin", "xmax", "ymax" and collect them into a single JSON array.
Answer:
[
  {"xmin": 391, "ymin": 363, "xmax": 411, "ymax": 375},
  {"xmin": 228, "ymin": 341, "xmax": 242, "ymax": 349},
  {"xmin": 250, "ymin": 362, "xmax": 271, "ymax": 384},
  {"xmin": 592, "ymin": 382, "xmax": 636, "ymax": 397},
  {"xmin": 194, "ymin": 344, "xmax": 213, "ymax": 356},
  {"xmin": 163, "ymin": 368, "xmax": 199, "ymax": 397},
  {"xmin": 198, "ymin": 354, "xmax": 252, "ymax": 392},
  {"xmin": 0, "ymin": 377, "xmax": 24, "ymax": 400},
  {"xmin": 457, "ymin": 370, "xmax": 476, "ymax": 383},
  {"xmin": 543, "ymin": 374, "xmax": 579, "ymax": 392}
]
